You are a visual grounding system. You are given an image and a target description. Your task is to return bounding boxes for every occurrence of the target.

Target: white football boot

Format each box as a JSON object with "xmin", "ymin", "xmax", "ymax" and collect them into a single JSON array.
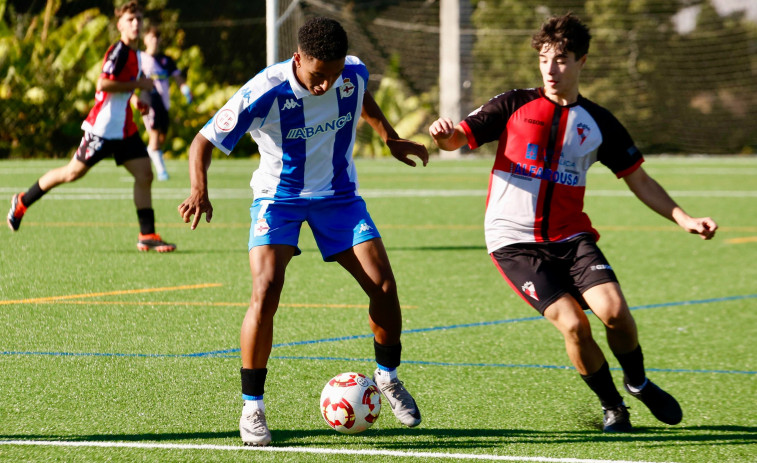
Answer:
[
  {"xmin": 373, "ymin": 368, "xmax": 421, "ymax": 427},
  {"xmin": 239, "ymin": 408, "xmax": 272, "ymax": 446}
]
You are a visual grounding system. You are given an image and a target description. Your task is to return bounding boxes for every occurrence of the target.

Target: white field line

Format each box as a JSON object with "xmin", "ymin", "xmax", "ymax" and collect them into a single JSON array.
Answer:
[
  {"xmin": 0, "ymin": 187, "xmax": 755, "ymax": 200},
  {"xmin": 0, "ymin": 440, "xmax": 676, "ymax": 463}
]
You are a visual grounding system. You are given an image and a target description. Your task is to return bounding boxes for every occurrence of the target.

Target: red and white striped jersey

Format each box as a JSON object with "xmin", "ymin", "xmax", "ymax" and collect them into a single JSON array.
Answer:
[
  {"xmin": 81, "ymin": 41, "xmax": 140, "ymax": 139},
  {"xmin": 461, "ymin": 88, "xmax": 644, "ymax": 253}
]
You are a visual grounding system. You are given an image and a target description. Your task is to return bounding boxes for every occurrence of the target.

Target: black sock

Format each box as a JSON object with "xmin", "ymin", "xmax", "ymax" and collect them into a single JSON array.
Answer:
[
  {"xmin": 241, "ymin": 368, "xmax": 267, "ymax": 397},
  {"xmin": 374, "ymin": 339, "xmax": 401, "ymax": 369},
  {"xmin": 615, "ymin": 344, "xmax": 646, "ymax": 387},
  {"xmin": 136, "ymin": 208, "xmax": 155, "ymax": 235},
  {"xmin": 22, "ymin": 181, "xmax": 47, "ymax": 208},
  {"xmin": 580, "ymin": 361, "xmax": 623, "ymax": 408}
]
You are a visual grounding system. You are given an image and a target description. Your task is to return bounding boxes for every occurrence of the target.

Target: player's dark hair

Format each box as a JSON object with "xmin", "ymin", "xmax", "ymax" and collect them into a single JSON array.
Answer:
[
  {"xmin": 531, "ymin": 12, "xmax": 591, "ymax": 59},
  {"xmin": 115, "ymin": 1, "xmax": 142, "ymax": 19},
  {"xmin": 145, "ymin": 25, "xmax": 160, "ymax": 38},
  {"xmin": 297, "ymin": 17, "xmax": 348, "ymax": 61}
]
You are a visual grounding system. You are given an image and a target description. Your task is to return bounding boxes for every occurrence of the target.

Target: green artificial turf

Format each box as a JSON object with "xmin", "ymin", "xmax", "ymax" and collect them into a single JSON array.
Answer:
[{"xmin": 1, "ymin": 156, "xmax": 755, "ymax": 462}]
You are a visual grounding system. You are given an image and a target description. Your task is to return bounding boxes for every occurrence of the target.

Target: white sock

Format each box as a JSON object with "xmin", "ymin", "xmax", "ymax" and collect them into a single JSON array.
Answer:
[
  {"xmin": 375, "ymin": 367, "xmax": 398, "ymax": 381},
  {"xmin": 147, "ymin": 148, "xmax": 166, "ymax": 174},
  {"xmin": 243, "ymin": 399, "xmax": 265, "ymax": 413}
]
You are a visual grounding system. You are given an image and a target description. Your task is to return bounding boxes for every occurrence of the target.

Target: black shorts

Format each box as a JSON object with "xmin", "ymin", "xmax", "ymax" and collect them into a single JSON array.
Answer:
[
  {"xmin": 74, "ymin": 131, "xmax": 149, "ymax": 167},
  {"xmin": 142, "ymin": 91, "xmax": 169, "ymax": 133},
  {"xmin": 490, "ymin": 234, "xmax": 618, "ymax": 314}
]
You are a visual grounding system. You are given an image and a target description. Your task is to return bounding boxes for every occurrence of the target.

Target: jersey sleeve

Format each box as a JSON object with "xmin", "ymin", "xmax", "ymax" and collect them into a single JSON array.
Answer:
[
  {"xmin": 199, "ymin": 75, "xmax": 279, "ymax": 155},
  {"xmin": 592, "ymin": 106, "xmax": 644, "ymax": 178},
  {"xmin": 461, "ymin": 89, "xmax": 535, "ymax": 149},
  {"xmin": 100, "ymin": 42, "xmax": 132, "ymax": 82}
]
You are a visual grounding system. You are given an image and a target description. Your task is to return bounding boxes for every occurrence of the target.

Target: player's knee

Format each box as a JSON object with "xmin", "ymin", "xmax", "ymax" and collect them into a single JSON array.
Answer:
[
  {"xmin": 139, "ymin": 168, "xmax": 154, "ymax": 184},
  {"xmin": 602, "ymin": 308, "xmax": 634, "ymax": 331},
  {"xmin": 560, "ymin": 316, "xmax": 593, "ymax": 343},
  {"xmin": 252, "ymin": 274, "xmax": 286, "ymax": 303},
  {"xmin": 366, "ymin": 275, "xmax": 398, "ymax": 301},
  {"xmin": 64, "ymin": 167, "xmax": 86, "ymax": 183}
]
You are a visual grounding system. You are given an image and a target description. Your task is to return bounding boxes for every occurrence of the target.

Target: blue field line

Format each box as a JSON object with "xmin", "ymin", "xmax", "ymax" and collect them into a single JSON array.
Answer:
[
  {"xmin": 189, "ymin": 293, "xmax": 757, "ymax": 356},
  {"xmin": 4, "ymin": 350, "xmax": 753, "ymax": 375},
  {"xmin": 268, "ymin": 356, "xmax": 756, "ymax": 375},
  {"xmin": 3, "ymin": 293, "xmax": 755, "ymax": 364}
]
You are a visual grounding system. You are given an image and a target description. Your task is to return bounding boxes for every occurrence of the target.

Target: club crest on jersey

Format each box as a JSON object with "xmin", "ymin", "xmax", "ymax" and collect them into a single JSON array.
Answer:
[
  {"xmin": 339, "ymin": 78, "xmax": 355, "ymax": 98},
  {"xmin": 522, "ymin": 281, "xmax": 539, "ymax": 301},
  {"xmin": 577, "ymin": 123, "xmax": 590, "ymax": 145},
  {"xmin": 215, "ymin": 109, "xmax": 237, "ymax": 132}
]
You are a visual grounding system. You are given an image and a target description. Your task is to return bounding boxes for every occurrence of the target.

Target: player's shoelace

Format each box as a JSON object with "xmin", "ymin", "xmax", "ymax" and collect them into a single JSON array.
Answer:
[
  {"xmin": 379, "ymin": 379, "xmax": 415, "ymax": 409},
  {"xmin": 244, "ymin": 410, "xmax": 269, "ymax": 436}
]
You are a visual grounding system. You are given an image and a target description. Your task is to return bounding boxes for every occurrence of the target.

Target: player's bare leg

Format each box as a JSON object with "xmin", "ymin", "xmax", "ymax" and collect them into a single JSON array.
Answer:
[
  {"xmin": 123, "ymin": 157, "xmax": 174, "ymax": 252},
  {"xmin": 585, "ymin": 282, "xmax": 682, "ymax": 425},
  {"xmin": 38, "ymin": 157, "xmax": 91, "ymax": 190},
  {"xmin": 8, "ymin": 158, "xmax": 90, "ymax": 231},
  {"xmin": 544, "ymin": 295, "xmax": 630, "ymax": 431},
  {"xmin": 239, "ymin": 244, "xmax": 295, "ymax": 446},
  {"xmin": 336, "ymin": 238, "xmax": 421, "ymax": 427},
  {"xmin": 147, "ymin": 128, "xmax": 169, "ymax": 180}
]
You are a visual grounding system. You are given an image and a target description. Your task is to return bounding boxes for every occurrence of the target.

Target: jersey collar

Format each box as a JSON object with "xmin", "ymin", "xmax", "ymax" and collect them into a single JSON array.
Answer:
[{"xmin": 288, "ymin": 59, "xmax": 344, "ymax": 99}]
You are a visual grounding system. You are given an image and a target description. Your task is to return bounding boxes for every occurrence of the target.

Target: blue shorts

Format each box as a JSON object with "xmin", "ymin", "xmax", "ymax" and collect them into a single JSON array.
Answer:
[{"xmin": 248, "ymin": 195, "xmax": 381, "ymax": 261}]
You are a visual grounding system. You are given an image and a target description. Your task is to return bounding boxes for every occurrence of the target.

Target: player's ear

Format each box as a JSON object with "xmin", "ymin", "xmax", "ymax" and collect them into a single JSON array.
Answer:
[{"xmin": 293, "ymin": 52, "xmax": 301, "ymax": 68}]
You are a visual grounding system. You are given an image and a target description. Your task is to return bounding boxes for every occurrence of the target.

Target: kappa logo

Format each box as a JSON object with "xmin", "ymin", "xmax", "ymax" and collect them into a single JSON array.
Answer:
[
  {"xmin": 340, "ymin": 78, "xmax": 355, "ymax": 98},
  {"xmin": 521, "ymin": 281, "xmax": 539, "ymax": 301},
  {"xmin": 357, "ymin": 222, "xmax": 373, "ymax": 233},
  {"xmin": 281, "ymin": 98, "xmax": 301, "ymax": 111}
]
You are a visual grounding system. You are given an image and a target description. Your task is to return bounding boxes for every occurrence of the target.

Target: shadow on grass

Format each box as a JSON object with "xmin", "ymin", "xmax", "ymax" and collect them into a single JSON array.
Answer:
[{"xmin": 2, "ymin": 425, "xmax": 755, "ymax": 449}]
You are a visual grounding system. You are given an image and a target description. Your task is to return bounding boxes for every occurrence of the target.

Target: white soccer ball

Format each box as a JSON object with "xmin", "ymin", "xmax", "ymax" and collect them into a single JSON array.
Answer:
[{"xmin": 320, "ymin": 372, "xmax": 381, "ymax": 434}]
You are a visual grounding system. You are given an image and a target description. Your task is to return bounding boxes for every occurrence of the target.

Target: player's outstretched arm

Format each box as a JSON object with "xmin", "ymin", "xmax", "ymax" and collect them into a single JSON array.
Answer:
[
  {"xmin": 98, "ymin": 75, "xmax": 154, "ymax": 94},
  {"xmin": 623, "ymin": 166, "xmax": 718, "ymax": 240},
  {"xmin": 178, "ymin": 133, "xmax": 214, "ymax": 230},
  {"xmin": 429, "ymin": 117, "xmax": 467, "ymax": 152},
  {"xmin": 360, "ymin": 91, "xmax": 428, "ymax": 167}
]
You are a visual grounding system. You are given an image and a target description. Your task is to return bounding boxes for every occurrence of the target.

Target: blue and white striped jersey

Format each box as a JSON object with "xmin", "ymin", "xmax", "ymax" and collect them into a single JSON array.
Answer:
[{"xmin": 200, "ymin": 55, "xmax": 369, "ymax": 199}]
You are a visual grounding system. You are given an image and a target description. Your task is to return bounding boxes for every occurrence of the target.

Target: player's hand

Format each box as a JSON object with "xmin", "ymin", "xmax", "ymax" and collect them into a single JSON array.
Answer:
[
  {"xmin": 178, "ymin": 192, "xmax": 213, "ymax": 230},
  {"xmin": 429, "ymin": 117, "xmax": 456, "ymax": 141},
  {"xmin": 683, "ymin": 216, "xmax": 718, "ymax": 240},
  {"xmin": 386, "ymin": 138, "xmax": 429, "ymax": 167},
  {"xmin": 136, "ymin": 100, "xmax": 149, "ymax": 115}
]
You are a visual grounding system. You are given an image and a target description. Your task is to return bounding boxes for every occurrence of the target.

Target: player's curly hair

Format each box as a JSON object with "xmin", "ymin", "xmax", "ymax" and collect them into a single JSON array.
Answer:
[
  {"xmin": 115, "ymin": 1, "xmax": 142, "ymax": 19},
  {"xmin": 531, "ymin": 12, "xmax": 591, "ymax": 59},
  {"xmin": 298, "ymin": 17, "xmax": 348, "ymax": 61}
]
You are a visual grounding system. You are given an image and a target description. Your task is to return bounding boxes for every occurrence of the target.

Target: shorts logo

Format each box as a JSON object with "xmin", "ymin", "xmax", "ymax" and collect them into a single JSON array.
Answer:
[
  {"xmin": 340, "ymin": 78, "xmax": 355, "ymax": 98},
  {"xmin": 590, "ymin": 264, "xmax": 612, "ymax": 271},
  {"xmin": 84, "ymin": 133, "xmax": 103, "ymax": 160},
  {"xmin": 254, "ymin": 219, "xmax": 270, "ymax": 237},
  {"xmin": 281, "ymin": 98, "xmax": 301, "ymax": 111},
  {"xmin": 356, "ymin": 222, "xmax": 373, "ymax": 234},
  {"xmin": 522, "ymin": 281, "xmax": 539, "ymax": 301},
  {"xmin": 215, "ymin": 109, "xmax": 237, "ymax": 132}
]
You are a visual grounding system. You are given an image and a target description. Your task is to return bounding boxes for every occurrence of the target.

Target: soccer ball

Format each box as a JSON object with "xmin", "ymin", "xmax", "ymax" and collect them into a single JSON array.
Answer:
[{"xmin": 320, "ymin": 372, "xmax": 381, "ymax": 434}]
